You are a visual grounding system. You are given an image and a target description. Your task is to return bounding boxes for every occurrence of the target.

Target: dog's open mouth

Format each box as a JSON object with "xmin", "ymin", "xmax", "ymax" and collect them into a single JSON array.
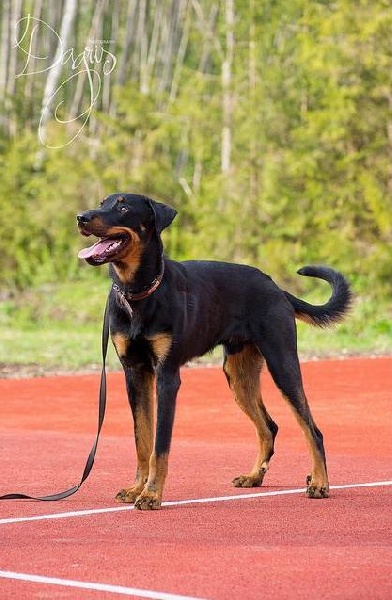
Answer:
[{"xmin": 78, "ymin": 234, "xmax": 130, "ymax": 264}]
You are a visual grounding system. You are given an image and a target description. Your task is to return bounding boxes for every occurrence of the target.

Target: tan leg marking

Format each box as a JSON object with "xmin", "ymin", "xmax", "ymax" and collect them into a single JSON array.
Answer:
[
  {"xmin": 224, "ymin": 344, "xmax": 275, "ymax": 488},
  {"xmin": 115, "ymin": 371, "xmax": 155, "ymax": 504},
  {"xmin": 134, "ymin": 452, "xmax": 169, "ymax": 510},
  {"xmin": 285, "ymin": 392, "xmax": 329, "ymax": 499}
]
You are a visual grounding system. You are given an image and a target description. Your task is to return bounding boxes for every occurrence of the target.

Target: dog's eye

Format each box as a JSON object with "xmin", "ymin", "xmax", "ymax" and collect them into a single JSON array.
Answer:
[{"xmin": 118, "ymin": 204, "xmax": 129, "ymax": 213}]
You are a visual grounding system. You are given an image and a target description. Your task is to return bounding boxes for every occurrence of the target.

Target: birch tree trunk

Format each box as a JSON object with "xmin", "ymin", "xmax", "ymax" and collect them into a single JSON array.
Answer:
[
  {"xmin": 0, "ymin": 0, "xmax": 11, "ymax": 129},
  {"xmin": 104, "ymin": 7, "xmax": 120, "ymax": 116},
  {"xmin": 69, "ymin": 0, "xmax": 107, "ymax": 121},
  {"xmin": 168, "ymin": 0, "xmax": 190, "ymax": 101},
  {"xmin": 198, "ymin": 3, "xmax": 219, "ymax": 73},
  {"xmin": 39, "ymin": 0, "xmax": 78, "ymax": 144},
  {"xmin": 248, "ymin": 0, "xmax": 258, "ymax": 207},
  {"xmin": 221, "ymin": 0, "xmax": 234, "ymax": 175},
  {"xmin": 4, "ymin": 0, "xmax": 22, "ymax": 136},
  {"xmin": 6, "ymin": 0, "xmax": 23, "ymax": 96},
  {"xmin": 116, "ymin": 0, "xmax": 138, "ymax": 86},
  {"xmin": 24, "ymin": 0, "xmax": 44, "ymax": 129},
  {"xmin": 136, "ymin": 0, "xmax": 148, "ymax": 93}
]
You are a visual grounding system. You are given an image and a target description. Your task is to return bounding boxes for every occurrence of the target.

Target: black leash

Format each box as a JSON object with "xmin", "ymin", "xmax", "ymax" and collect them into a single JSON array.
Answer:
[{"xmin": 0, "ymin": 295, "xmax": 110, "ymax": 502}]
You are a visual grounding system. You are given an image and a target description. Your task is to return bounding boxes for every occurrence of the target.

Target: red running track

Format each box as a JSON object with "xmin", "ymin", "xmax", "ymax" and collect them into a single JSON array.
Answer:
[{"xmin": 0, "ymin": 357, "xmax": 391, "ymax": 599}]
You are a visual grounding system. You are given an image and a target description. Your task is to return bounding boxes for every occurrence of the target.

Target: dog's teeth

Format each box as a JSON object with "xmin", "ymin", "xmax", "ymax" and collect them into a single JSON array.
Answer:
[{"xmin": 104, "ymin": 241, "xmax": 118, "ymax": 252}]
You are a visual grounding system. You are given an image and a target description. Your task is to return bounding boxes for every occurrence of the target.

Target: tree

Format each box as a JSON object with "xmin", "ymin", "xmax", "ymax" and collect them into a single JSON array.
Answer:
[{"xmin": 0, "ymin": 0, "xmax": 390, "ymax": 299}]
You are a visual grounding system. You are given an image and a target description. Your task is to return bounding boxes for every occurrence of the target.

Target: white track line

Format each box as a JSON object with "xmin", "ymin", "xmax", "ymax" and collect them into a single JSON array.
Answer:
[
  {"xmin": 0, "ymin": 571, "xmax": 208, "ymax": 600},
  {"xmin": 0, "ymin": 480, "xmax": 391, "ymax": 526},
  {"xmin": 1, "ymin": 482, "xmax": 390, "ymax": 600}
]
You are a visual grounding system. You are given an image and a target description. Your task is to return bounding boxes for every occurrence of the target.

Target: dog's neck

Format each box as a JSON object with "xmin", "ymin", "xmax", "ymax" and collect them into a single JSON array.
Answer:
[{"xmin": 109, "ymin": 234, "xmax": 164, "ymax": 296}]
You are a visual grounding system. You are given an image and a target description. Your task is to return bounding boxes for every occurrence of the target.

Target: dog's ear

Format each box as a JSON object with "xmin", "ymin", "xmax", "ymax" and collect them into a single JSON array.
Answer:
[{"xmin": 147, "ymin": 198, "xmax": 177, "ymax": 234}]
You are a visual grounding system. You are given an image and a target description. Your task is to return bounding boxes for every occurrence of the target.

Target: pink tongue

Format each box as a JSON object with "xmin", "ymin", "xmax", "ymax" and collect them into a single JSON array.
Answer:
[{"xmin": 78, "ymin": 239, "xmax": 115, "ymax": 259}]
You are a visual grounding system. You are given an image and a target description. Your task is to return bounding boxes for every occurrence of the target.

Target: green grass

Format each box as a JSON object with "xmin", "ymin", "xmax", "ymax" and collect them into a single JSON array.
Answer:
[
  {"xmin": 0, "ymin": 276, "xmax": 390, "ymax": 375},
  {"xmin": 0, "ymin": 275, "xmax": 119, "ymax": 373}
]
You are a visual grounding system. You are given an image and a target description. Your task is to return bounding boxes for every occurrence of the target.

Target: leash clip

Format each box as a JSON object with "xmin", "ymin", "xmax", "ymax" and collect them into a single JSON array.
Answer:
[{"xmin": 112, "ymin": 284, "xmax": 134, "ymax": 318}]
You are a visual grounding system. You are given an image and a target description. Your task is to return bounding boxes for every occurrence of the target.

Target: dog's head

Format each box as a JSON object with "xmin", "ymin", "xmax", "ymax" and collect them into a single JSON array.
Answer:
[{"xmin": 77, "ymin": 194, "xmax": 176, "ymax": 266}]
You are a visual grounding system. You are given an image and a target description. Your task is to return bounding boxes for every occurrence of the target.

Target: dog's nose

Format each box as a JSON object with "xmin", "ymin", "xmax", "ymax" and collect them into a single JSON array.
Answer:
[{"xmin": 77, "ymin": 213, "xmax": 90, "ymax": 225}]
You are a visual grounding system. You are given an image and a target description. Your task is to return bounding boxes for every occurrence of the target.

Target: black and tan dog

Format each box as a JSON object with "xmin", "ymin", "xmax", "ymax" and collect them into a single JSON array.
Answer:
[{"xmin": 77, "ymin": 193, "xmax": 352, "ymax": 510}]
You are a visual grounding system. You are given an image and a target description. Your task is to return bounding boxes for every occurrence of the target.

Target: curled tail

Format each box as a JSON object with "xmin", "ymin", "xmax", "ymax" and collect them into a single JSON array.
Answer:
[{"xmin": 284, "ymin": 265, "xmax": 353, "ymax": 328}]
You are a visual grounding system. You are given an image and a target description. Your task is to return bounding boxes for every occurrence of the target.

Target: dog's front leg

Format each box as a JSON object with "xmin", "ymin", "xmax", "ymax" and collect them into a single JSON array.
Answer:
[
  {"xmin": 134, "ymin": 367, "xmax": 181, "ymax": 510},
  {"xmin": 115, "ymin": 364, "xmax": 154, "ymax": 504}
]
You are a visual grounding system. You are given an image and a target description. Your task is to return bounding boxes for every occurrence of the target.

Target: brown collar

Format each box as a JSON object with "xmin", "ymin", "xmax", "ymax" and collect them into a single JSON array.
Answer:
[{"xmin": 112, "ymin": 259, "xmax": 165, "ymax": 317}]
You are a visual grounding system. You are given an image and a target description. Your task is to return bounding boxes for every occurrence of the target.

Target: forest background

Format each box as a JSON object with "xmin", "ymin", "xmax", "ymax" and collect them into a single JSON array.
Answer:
[{"xmin": 0, "ymin": 0, "xmax": 391, "ymax": 372}]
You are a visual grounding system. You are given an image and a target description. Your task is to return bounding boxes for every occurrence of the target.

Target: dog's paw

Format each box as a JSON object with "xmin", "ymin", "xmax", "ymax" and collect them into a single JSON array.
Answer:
[
  {"xmin": 115, "ymin": 487, "xmax": 141, "ymax": 504},
  {"xmin": 134, "ymin": 490, "xmax": 162, "ymax": 510},
  {"xmin": 305, "ymin": 474, "xmax": 329, "ymax": 499},
  {"xmin": 232, "ymin": 470, "xmax": 266, "ymax": 488}
]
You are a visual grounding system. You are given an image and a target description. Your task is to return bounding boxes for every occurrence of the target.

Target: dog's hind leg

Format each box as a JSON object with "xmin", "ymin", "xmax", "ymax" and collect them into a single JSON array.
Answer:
[
  {"xmin": 223, "ymin": 343, "xmax": 278, "ymax": 488},
  {"xmin": 256, "ymin": 318, "xmax": 329, "ymax": 499}
]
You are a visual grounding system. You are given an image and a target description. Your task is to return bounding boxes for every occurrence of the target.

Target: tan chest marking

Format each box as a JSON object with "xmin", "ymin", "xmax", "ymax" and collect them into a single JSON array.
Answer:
[
  {"xmin": 111, "ymin": 333, "xmax": 129, "ymax": 358},
  {"xmin": 146, "ymin": 334, "xmax": 172, "ymax": 363},
  {"xmin": 112, "ymin": 332, "xmax": 172, "ymax": 363}
]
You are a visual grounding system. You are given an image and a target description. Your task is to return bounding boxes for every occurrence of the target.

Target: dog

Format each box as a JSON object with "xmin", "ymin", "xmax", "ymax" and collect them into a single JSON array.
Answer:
[{"xmin": 77, "ymin": 193, "xmax": 352, "ymax": 510}]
